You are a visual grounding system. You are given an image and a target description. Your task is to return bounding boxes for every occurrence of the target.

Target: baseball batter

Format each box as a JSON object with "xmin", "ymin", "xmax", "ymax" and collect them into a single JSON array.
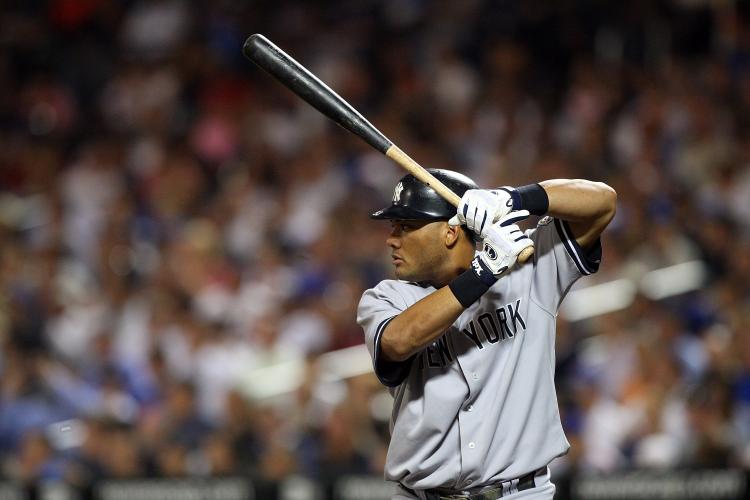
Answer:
[{"xmin": 357, "ymin": 169, "xmax": 616, "ymax": 499}]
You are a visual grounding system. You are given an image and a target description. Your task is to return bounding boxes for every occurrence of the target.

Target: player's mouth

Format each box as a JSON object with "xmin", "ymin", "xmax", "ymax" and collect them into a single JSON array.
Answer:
[{"xmin": 391, "ymin": 254, "xmax": 404, "ymax": 265}]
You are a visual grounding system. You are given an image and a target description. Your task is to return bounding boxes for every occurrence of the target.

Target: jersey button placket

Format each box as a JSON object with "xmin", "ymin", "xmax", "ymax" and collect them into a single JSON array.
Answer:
[{"xmin": 458, "ymin": 364, "xmax": 482, "ymax": 487}]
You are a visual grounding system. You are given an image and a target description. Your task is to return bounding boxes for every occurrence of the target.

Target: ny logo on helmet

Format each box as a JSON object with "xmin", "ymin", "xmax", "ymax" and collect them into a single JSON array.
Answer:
[{"xmin": 393, "ymin": 182, "xmax": 404, "ymax": 203}]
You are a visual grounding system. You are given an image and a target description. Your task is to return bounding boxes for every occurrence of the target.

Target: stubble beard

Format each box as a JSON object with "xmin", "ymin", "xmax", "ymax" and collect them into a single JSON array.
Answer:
[{"xmin": 394, "ymin": 250, "xmax": 444, "ymax": 285}]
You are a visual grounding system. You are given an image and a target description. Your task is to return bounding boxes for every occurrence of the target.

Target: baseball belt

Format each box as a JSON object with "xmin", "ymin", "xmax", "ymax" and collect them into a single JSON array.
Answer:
[{"xmin": 400, "ymin": 467, "xmax": 546, "ymax": 500}]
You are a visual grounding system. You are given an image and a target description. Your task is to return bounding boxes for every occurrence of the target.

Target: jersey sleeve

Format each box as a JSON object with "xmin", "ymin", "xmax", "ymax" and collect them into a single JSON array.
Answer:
[
  {"xmin": 527, "ymin": 217, "xmax": 602, "ymax": 313},
  {"xmin": 357, "ymin": 281, "xmax": 416, "ymax": 387}
]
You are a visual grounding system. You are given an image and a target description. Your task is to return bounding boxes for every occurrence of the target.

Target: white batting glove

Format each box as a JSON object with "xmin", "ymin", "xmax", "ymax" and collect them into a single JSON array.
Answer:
[
  {"xmin": 448, "ymin": 187, "xmax": 519, "ymax": 239},
  {"xmin": 472, "ymin": 210, "xmax": 532, "ymax": 278}
]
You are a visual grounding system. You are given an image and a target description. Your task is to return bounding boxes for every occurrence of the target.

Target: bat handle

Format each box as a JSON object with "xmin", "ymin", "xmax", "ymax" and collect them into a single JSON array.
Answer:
[
  {"xmin": 517, "ymin": 246, "xmax": 534, "ymax": 263},
  {"xmin": 385, "ymin": 145, "xmax": 535, "ymax": 264}
]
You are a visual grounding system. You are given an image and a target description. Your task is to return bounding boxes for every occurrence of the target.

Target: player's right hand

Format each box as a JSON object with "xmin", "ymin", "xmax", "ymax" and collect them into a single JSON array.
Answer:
[
  {"xmin": 449, "ymin": 188, "xmax": 519, "ymax": 238},
  {"xmin": 473, "ymin": 211, "xmax": 532, "ymax": 277}
]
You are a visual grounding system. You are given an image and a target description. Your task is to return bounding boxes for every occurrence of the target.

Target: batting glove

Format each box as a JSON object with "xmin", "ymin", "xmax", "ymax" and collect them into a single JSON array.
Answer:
[
  {"xmin": 471, "ymin": 210, "xmax": 532, "ymax": 278},
  {"xmin": 448, "ymin": 187, "xmax": 520, "ymax": 239}
]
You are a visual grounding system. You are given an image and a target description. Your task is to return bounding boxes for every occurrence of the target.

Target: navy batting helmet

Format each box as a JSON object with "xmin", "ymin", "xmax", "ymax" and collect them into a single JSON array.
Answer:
[{"xmin": 371, "ymin": 169, "xmax": 478, "ymax": 220}]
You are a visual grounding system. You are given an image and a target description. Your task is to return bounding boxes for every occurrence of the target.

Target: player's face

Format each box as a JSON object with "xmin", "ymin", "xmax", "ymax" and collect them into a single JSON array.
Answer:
[{"xmin": 387, "ymin": 220, "xmax": 448, "ymax": 282}]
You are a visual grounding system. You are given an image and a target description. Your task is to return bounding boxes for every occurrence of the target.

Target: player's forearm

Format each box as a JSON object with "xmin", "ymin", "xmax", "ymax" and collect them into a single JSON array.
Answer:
[{"xmin": 380, "ymin": 286, "xmax": 465, "ymax": 362}]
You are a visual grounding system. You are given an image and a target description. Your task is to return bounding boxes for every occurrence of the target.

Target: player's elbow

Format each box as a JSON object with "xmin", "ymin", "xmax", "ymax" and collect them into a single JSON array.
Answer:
[
  {"xmin": 380, "ymin": 325, "xmax": 416, "ymax": 362},
  {"xmin": 587, "ymin": 181, "xmax": 617, "ymax": 224},
  {"xmin": 599, "ymin": 183, "xmax": 617, "ymax": 224},
  {"xmin": 381, "ymin": 338, "xmax": 413, "ymax": 362}
]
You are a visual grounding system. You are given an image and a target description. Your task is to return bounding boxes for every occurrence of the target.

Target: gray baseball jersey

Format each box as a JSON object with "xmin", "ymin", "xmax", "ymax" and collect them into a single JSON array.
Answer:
[{"xmin": 357, "ymin": 217, "xmax": 601, "ymax": 490}]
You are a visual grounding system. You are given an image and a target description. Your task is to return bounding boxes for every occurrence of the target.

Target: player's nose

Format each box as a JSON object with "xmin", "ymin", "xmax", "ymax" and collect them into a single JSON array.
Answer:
[{"xmin": 386, "ymin": 228, "xmax": 401, "ymax": 248}]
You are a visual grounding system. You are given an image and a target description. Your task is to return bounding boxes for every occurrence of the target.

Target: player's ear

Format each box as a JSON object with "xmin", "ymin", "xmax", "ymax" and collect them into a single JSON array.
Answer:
[{"xmin": 444, "ymin": 222, "xmax": 461, "ymax": 248}]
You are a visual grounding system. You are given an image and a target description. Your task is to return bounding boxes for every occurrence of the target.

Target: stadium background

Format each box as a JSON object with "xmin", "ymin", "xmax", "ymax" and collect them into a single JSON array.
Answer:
[{"xmin": 1, "ymin": 1, "xmax": 749, "ymax": 499}]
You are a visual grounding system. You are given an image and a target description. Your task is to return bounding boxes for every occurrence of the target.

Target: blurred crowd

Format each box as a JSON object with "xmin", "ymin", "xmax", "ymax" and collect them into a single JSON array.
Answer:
[{"xmin": 1, "ymin": 0, "xmax": 750, "ymax": 488}]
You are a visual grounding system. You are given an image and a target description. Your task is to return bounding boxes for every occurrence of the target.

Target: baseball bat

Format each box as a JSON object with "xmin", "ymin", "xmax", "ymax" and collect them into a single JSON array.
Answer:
[{"xmin": 242, "ymin": 34, "xmax": 533, "ymax": 262}]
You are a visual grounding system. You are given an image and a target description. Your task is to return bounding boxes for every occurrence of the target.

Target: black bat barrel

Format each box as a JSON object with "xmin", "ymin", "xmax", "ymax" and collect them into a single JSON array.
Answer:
[{"xmin": 243, "ymin": 34, "xmax": 392, "ymax": 154}]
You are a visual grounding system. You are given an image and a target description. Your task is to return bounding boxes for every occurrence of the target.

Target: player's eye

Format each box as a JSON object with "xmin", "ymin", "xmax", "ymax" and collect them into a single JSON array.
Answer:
[{"xmin": 391, "ymin": 221, "xmax": 423, "ymax": 234}]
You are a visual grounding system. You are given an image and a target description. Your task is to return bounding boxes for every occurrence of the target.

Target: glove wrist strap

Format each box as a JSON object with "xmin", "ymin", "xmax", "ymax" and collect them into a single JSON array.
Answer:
[
  {"xmin": 449, "ymin": 257, "xmax": 497, "ymax": 308},
  {"xmin": 516, "ymin": 183, "xmax": 549, "ymax": 216}
]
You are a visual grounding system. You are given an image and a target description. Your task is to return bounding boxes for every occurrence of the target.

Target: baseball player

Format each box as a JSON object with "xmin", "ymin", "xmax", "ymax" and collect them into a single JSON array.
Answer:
[{"xmin": 357, "ymin": 169, "xmax": 616, "ymax": 499}]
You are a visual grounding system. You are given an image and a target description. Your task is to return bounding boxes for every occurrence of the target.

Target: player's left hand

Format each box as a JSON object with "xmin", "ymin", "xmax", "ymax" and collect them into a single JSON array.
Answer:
[{"xmin": 449, "ymin": 188, "xmax": 519, "ymax": 238}]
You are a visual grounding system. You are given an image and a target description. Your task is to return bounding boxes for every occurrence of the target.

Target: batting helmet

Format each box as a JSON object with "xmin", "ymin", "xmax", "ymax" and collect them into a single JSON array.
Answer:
[{"xmin": 371, "ymin": 169, "xmax": 478, "ymax": 220}]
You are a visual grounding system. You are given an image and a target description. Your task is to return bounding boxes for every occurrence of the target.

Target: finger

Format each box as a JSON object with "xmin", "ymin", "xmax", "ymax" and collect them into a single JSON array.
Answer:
[
  {"xmin": 513, "ymin": 232, "xmax": 530, "ymax": 243},
  {"xmin": 513, "ymin": 236, "xmax": 533, "ymax": 253},
  {"xmin": 499, "ymin": 209, "xmax": 530, "ymax": 226},
  {"xmin": 506, "ymin": 225, "xmax": 526, "ymax": 242},
  {"xmin": 474, "ymin": 201, "xmax": 485, "ymax": 228},
  {"xmin": 467, "ymin": 198, "xmax": 478, "ymax": 230},
  {"xmin": 477, "ymin": 209, "xmax": 489, "ymax": 236}
]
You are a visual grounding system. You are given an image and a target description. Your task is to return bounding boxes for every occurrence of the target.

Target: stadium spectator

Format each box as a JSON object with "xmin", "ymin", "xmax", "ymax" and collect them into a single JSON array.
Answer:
[{"xmin": 0, "ymin": 1, "xmax": 749, "ymax": 494}]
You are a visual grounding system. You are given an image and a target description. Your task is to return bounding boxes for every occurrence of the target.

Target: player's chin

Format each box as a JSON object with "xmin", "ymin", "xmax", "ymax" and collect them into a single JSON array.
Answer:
[
  {"xmin": 393, "ymin": 266, "xmax": 404, "ymax": 279},
  {"xmin": 394, "ymin": 264, "xmax": 420, "ymax": 282},
  {"xmin": 393, "ymin": 264, "xmax": 409, "ymax": 280}
]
